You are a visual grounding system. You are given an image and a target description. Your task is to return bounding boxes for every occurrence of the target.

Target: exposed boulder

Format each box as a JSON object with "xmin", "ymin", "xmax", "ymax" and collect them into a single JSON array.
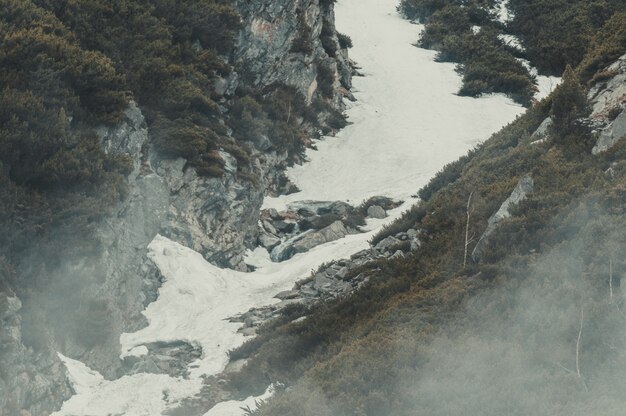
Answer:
[
  {"xmin": 259, "ymin": 233, "xmax": 281, "ymax": 251},
  {"xmin": 588, "ymin": 53, "xmax": 626, "ymax": 154},
  {"xmin": 271, "ymin": 220, "xmax": 348, "ymax": 262},
  {"xmin": 362, "ymin": 196, "xmax": 400, "ymax": 211},
  {"xmin": 375, "ymin": 236, "xmax": 401, "ymax": 254},
  {"xmin": 287, "ymin": 200, "xmax": 352, "ymax": 217},
  {"xmin": 592, "ymin": 110, "xmax": 626, "ymax": 154},
  {"xmin": 472, "ymin": 174, "xmax": 534, "ymax": 263},
  {"xmin": 367, "ymin": 205, "xmax": 387, "ymax": 219},
  {"xmin": 529, "ymin": 117, "xmax": 553, "ymax": 143}
]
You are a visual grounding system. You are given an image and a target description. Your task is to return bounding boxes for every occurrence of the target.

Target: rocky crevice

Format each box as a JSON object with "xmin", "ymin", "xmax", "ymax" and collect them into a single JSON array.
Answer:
[{"xmin": 0, "ymin": 0, "xmax": 354, "ymax": 413}]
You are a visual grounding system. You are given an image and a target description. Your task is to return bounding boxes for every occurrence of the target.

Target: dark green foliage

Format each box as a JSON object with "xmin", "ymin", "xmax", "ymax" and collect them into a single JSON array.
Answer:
[
  {"xmin": 44, "ymin": 0, "xmax": 240, "ymax": 176},
  {"xmin": 397, "ymin": 0, "xmax": 453, "ymax": 22},
  {"xmin": 508, "ymin": 0, "xmax": 626, "ymax": 75},
  {"xmin": 316, "ymin": 61, "xmax": 336, "ymax": 99},
  {"xmin": 417, "ymin": 152, "xmax": 475, "ymax": 201},
  {"xmin": 402, "ymin": 0, "xmax": 626, "ymax": 104},
  {"xmin": 549, "ymin": 66, "xmax": 592, "ymax": 150},
  {"xmin": 415, "ymin": 4, "xmax": 535, "ymax": 105},
  {"xmin": 227, "ymin": 84, "xmax": 315, "ymax": 158},
  {"xmin": 337, "ymin": 32, "xmax": 353, "ymax": 49},
  {"xmin": 577, "ymin": 11, "xmax": 626, "ymax": 83},
  {"xmin": 320, "ymin": 21, "xmax": 338, "ymax": 57}
]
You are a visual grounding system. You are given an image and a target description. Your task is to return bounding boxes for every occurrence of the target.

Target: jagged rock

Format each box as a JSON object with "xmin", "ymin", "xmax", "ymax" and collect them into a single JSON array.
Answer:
[
  {"xmin": 262, "ymin": 220, "xmax": 279, "ymax": 235},
  {"xmin": 472, "ymin": 174, "xmax": 534, "ymax": 263},
  {"xmin": 588, "ymin": 53, "xmax": 626, "ymax": 121},
  {"xmin": 233, "ymin": 0, "xmax": 352, "ymax": 105},
  {"xmin": 530, "ymin": 117, "xmax": 553, "ymax": 142},
  {"xmin": 375, "ymin": 236, "xmax": 400, "ymax": 253},
  {"xmin": 218, "ymin": 151, "xmax": 237, "ymax": 174},
  {"xmin": 252, "ymin": 134, "xmax": 272, "ymax": 151},
  {"xmin": 272, "ymin": 220, "xmax": 296, "ymax": 234},
  {"xmin": 287, "ymin": 200, "xmax": 352, "ymax": 217},
  {"xmin": 592, "ymin": 110, "xmax": 626, "ymax": 154},
  {"xmin": 259, "ymin": 233, "xmax": 281, "ymax": 251},
  {"xmin": 292, "ymin": 220, "xmax": 347, "ymax": 251},
  {"xmin": 267, "ymin": 208, "xmax": 280, "ymax": 219},
  {"xmin": 213, "ymin": 72, "xmax": 239, "ymax": 96},
  {"xmin": 335, "ymin": 266, "xmax": 349, "ymax": 280},
  {"xmin": 367, "ymin": 205, "xmax": 387, "ymax": 219},
  {"xmin": 588, "ymin": 53, "xmax": 626, "ymax": 154},
  {"xmin": 123, "ymin": 341, "xmax": 203, "ymax": 378},
  {"xmin": 363, "ymin": 196, "xmax": 399, "ymax": 210},
  {"xmin": 299, "ymin": 283, "xmax": 320, "ymax": 298},
  {"xmin": 275, "ymin": 290, "xmax": 301, "ymax": 300},
  {"xmin": 271, "ymin": 220, "xmax": 348, "ymax": 262},
  {"xmin": 97, "ymin": 100, "xmax": 147, "ymax": 168},
  {"xmin": 0, "ymin": 294, "xmax": 73, "ymax": 415}
]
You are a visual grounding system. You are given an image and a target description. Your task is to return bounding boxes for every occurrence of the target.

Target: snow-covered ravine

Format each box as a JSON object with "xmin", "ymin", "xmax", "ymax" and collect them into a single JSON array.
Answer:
[{"xmin": 52, "ymin": 0, "xmax": 525, "ymax": 415}]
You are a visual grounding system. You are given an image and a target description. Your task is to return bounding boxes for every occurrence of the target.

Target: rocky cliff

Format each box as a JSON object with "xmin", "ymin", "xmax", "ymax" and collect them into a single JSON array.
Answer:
[{"xmin": 0, "ymin": 0, "xmax": 352, "ymax": 413}]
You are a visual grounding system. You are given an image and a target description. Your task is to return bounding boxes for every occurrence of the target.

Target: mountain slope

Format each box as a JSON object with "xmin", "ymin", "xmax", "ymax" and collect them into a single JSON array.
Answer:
[{"xmin": 225, "ymin": 12, "xmax": 626, "ymax": 415}]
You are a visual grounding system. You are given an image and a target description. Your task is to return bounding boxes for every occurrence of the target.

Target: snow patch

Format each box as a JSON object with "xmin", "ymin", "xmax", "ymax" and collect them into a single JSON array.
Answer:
[{"xmin": 203, "ymin": 385, "xmax": 275, "ymax": 416}]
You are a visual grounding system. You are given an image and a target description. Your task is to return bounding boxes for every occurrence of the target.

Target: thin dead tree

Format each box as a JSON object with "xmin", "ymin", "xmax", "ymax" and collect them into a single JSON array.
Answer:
[
  {"xmin": 609, "ymin": 259, "xmax": 614, "ymax": 301},
  {"xmin": 576, "ymin": 303, "xmax": 589, "ymax": 392},
  {"xmin": 463, "ymin": 191, "xmax": 475, "ymax": 267}
]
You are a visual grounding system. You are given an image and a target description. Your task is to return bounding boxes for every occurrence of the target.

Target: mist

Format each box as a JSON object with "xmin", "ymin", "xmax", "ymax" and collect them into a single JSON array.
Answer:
[{"xmin": 391, "ymin": 201, "xmax": 626, "ymax": 416}]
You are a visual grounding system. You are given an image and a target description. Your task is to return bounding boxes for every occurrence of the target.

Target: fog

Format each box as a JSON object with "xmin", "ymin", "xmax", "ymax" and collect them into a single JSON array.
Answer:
[{"xmin": 393, "ymin": 203, "xmax": 626, "ymax": 416}]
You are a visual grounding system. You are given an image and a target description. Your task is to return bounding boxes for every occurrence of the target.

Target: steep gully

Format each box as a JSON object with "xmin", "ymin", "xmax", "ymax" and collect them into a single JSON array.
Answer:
[{"xmin": 52, "ymin": 0, "xmax": 538, "ymax": 414}]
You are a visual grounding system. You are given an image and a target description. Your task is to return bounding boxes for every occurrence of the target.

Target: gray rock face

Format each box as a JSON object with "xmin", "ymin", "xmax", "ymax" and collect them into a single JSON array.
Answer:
[
  {"xmin": 375, "ymin": 236, "xmax": 401, "ymax": 254},
  {"xmin": 0, "ymin": 294, "xmax": 73, "ymax": 415},
  {"xmin": 530, "ymin": 117, "xmax": 553, "ymax": 143},
  {"xmin": 233, "ymin": 0, "xmax": 353, "ymax": 105},
  {"xmin": 588, "ymin": 53, "xmax": 626, "ymax": 154},
  {"xmin": 259, "ymin": 233, "xmax": 281, "ymax": 251},
  {"xmin": 588, "ymin": 53, "xmax": 626, "ymax": 121},
  {"xmin": 6, "ymin": 1, "xmax": 355, "ymax": 413},
  {"xmin": 592, "ymin": 110, "xmax": 626, "ymax": 155},
  {"xmin": 271, "ymin": 220, "xmax": 348, "ymax": 262},
  {"xmin": 9, "ymin": 99, "xmax": 290, "ymax": 410},
  {"xmin": 123, "ymin": 341, "xmax": 202, "ymax": 378},
  {"xmin": 97, "ymin": 100, "xmax": 147, "ymax": 167},
  {"xmin": 472, "ymin": 174, "xmax": 534, "ymax": 263}
]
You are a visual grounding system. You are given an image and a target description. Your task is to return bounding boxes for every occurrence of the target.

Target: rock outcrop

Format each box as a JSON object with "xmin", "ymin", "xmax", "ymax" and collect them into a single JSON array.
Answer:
[
  {"xmin": 2, "ymin": 0, "xmax": 355, "ymax": 413},
  {"xmin": 271, "ymin": 220, "xmax": 349, "ymax": 262},
  {"xmin": 0, "ymin": 293, "xmax": 73, "ymax": 415},
  {"xmin": 588, "ymin": 53, "xmax": 626, "ymax": 154},
  {"xmin": 234, "ymin": 0, "xmax": 353, "ymax": 105},
  {"xmin": 529, "ymin": 116, "xmax": 553, "ymax": 144},
  {"xmin": 472, "ymin": 174, "xmax": 534, "ymax": 263},
  {"xmin": 259, "ymin": 197, "xmax": 402, "ymax": 262}
]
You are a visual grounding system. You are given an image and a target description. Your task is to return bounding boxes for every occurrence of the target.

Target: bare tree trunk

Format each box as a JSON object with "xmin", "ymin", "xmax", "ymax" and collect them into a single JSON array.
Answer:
[
  {"xmin": 576, "ymin": 304, "xmax": 589, "ymax": 392},
  {"xmin": 287, "ymin": 101, "xmax": 292, "ymax": 124},
  {"xmin": 463, "ymin": 191, "xmax": 474, "ymax": 267},
  {"xmin": 609, "ymin": 259, "xmax": 613, "ymax": 301}
]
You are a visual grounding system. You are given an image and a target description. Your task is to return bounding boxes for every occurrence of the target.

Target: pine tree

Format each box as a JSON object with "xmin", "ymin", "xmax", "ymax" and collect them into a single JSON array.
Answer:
[{"xmin": 550, "ymin": 65, "xmax": 592, "ymax": 148}]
